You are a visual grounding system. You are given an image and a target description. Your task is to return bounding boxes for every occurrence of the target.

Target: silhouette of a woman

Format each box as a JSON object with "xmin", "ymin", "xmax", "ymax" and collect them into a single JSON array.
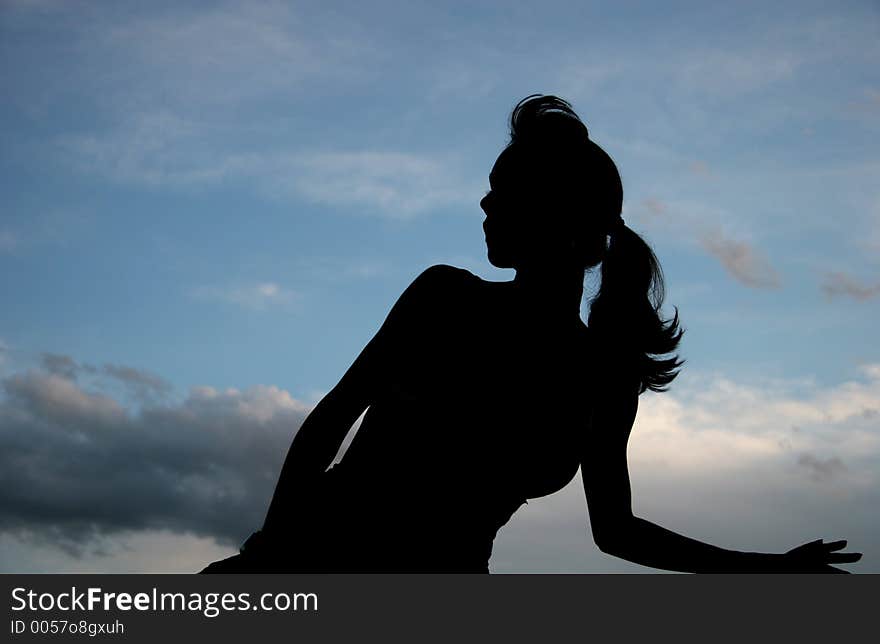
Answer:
[{"xmin": 201, "ymin": 95, "xmax": 861, "ymax": 573}]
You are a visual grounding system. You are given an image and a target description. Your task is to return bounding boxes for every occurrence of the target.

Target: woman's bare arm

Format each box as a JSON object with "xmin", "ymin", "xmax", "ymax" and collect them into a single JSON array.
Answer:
[
  {"xmin": 261, "ymin": 339, "xmax": 377, "ymax": 533},
  {"xmin": 262, "ymin": 265, "xmax": 459, "ymax": 534},
  {"xmin": 581, "ymin": 381, "xmax": 861, "ymax": 573}
]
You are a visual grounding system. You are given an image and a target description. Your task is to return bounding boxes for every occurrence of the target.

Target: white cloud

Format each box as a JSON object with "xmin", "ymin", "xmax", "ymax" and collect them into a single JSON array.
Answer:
[
  {"xmin": 560, "ymin": 13, "xmax": 878, "ymax": 105},
  {"xmin": 60, "ymin": 111, "xmax": 210, "ymax": 186},
  {"xmin": 557, "ymin": 45, "xmax": 799, "ymax": 125},
  {"xmin": 32, "ymin": 6, "xmax": 466, "ymax": 218},
  {"xmin": 191, "ymin": 281, "xmax": 297, "ymax": 310},
  {"xmin": 96, "ymin": 2, "xmax": 379, "ymax": 108},
  {"xmin": 629, "ymin": 367, "xmax": 880, "ymax": 475},
  {"xmin": 185, "ymin": 383, "xmax": 308, "ymax": 424},
  {"xmin": 62, "ymin": 122, "xmax": 477, "ymax": 217},
  {"xmin": 5, "ymin": 371, "xmax": 126, "ymax": 428},
  {"xmin": 673, "ymin": 47, "xmax": 801, "ymax": 98},
  {"xmin": 493, "ymin": 365, "xmax": 880, "ymax": 572},
  {"xmin": 284, "ymin": 151, "xmax": 476, "ymax": 219}
]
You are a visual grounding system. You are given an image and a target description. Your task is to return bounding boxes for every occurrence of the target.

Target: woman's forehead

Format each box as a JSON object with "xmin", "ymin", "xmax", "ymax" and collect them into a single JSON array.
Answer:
[{"xmin": 490, "ymin": 145, "xmax": 525, "ymax": 182}]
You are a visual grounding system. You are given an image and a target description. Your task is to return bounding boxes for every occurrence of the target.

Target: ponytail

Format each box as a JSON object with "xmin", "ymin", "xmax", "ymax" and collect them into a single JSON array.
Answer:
[
  {"xmin": 504, "ymin": 94, "xmax": 684, "ymax": 393},
  {"xmin": 587, "ymin": 224, "xmax": 683, "ymax": 393}
]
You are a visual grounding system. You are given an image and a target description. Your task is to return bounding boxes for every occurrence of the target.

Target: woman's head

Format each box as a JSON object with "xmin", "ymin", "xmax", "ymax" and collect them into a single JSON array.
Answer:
[
  {"xmin": 480, "ymin": 94, "xmax": 623, "ymax": 271},
  {"xmin": 483, "ymin": 94, "xmax": 684, "ymax": 394}
]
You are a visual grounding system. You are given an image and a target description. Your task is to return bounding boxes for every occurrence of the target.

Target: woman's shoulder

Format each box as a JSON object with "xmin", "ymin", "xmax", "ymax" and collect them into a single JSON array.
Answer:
[
  {"xmin": 386, "ymin": 265, "xmax": 479, "ymax": 328},
  {"xmin": 405, "ymin": 264, "xmax": 481, "ymax": 301},
  {"xmin": 415, "ymin": 263, "xmax": 480, "ymax": 285}
]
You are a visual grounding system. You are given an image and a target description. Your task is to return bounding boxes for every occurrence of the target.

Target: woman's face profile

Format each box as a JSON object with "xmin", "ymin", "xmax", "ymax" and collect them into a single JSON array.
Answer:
[
  {"xmin": 481, "ymin": 144, "xmax": 581, "ymax": 271},
  {"xmin": 481, "ymin": 146, "xmax": 531, "ymax": 269}
]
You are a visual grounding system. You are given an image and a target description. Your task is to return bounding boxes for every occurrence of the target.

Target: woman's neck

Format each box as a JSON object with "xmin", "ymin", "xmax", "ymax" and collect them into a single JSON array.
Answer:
[{"xmin": 511, "ymin": 265, "xmax": 586, "ymax": 322}]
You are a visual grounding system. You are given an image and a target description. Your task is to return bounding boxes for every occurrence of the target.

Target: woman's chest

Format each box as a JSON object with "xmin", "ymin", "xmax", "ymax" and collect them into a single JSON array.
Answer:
[{"xmin": 383, "ymin": 320, "xmax": 589, "ymax": 497}]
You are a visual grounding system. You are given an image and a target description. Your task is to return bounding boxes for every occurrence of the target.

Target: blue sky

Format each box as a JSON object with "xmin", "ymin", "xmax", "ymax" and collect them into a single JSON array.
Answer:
[{"xmin": 1, "ymin": 0, "xmax": 878, "ymax": 572}]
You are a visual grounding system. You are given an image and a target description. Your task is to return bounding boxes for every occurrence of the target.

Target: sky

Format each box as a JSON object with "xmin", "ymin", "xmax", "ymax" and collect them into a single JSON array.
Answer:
[{"xmin": 0, "ymin": 0, "xmax": 878, "ymax": 572}]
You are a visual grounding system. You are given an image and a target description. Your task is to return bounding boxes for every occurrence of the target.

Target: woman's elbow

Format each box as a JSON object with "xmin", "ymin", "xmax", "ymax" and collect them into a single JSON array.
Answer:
[
  {"xmin": 591, "ymin": 516, "xmax": 635, "ymax": 556},
  {"xmin": 592, "ymin": 529, "xmax": 620, "ymax": 556}
]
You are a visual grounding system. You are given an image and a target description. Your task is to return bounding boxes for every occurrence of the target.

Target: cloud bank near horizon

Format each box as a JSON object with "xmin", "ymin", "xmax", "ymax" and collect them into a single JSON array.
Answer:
[{"xmin": 1, "ymin": 354, "xmax": 875, "ymax": 572}]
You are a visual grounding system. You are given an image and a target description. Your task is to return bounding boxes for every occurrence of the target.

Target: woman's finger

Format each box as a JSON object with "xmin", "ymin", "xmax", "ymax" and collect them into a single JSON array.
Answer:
[
  {"xmin": 827, "ymin": 552, "xmax": 862, "ymax": 564},
  {"xmin": 823, "ymin": 540, "xmax": 847, "ymax": 551}
]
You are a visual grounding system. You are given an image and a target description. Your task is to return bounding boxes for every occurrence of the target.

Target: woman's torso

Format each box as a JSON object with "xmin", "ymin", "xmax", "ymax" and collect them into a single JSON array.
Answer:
[{"xmin": 324, "ymin": 269, "xmax": 596, "ymax": 570}]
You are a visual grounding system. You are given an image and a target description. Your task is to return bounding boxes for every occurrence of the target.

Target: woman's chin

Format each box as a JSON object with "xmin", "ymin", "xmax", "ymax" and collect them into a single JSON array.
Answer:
[{"xmin": 487, "ymin": 251, "xmax": 515, "ymax": 269}]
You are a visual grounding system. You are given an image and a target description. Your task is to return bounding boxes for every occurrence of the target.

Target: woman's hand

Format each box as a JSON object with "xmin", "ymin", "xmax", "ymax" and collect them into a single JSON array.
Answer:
[{"xmin": 779, "ymin": 539, "xmax": 862, "ymax": 573}]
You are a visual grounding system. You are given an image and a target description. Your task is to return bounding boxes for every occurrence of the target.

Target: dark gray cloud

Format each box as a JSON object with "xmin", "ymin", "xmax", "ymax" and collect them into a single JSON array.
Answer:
[
  {"xmin": 821, "ymin": 271, "xmax": 880, "ymax": 301},
  {"xmin": 699, "ymin": 233, "xmax": 781, "ymax": 289},
  {"xmin": 102, "ymin": 364, "xmax": 173, "ymax": 401},
  {"xmin": 796, "ymin": 453, "xmax": 847, "ymax": 482},
  {"xmin": 40, "ymin": 353, "xmax": 80, "ymax": 380},
  {"xmin": 39, "ymin": 353, "xmax": 173, "ymax": 403},
  {"xmin": 0, "ymin": 368, "xmax": 308, "ymax": 554}
]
